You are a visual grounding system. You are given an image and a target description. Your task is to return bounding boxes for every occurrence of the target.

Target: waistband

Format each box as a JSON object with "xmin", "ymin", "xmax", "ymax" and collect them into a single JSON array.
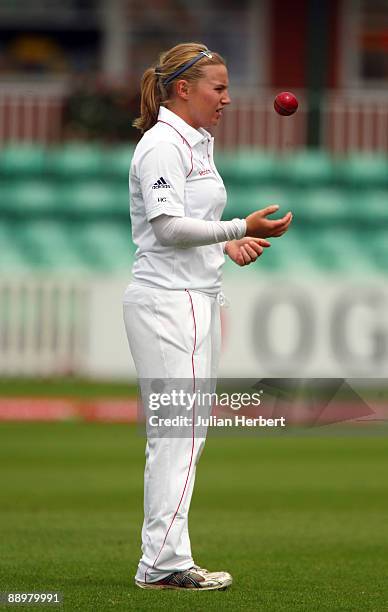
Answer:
[{"xmin": 127, "ymin": 282, "xmax": 228, "ymax": 305}]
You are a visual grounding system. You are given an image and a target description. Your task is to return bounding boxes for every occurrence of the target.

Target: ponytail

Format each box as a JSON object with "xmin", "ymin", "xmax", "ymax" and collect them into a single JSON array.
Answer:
[
  {"xmin": 132, "ymin": 68, "xmax": 162, "ymax": 134},
  {"xmin": 133, "ymin": 42, "xmax": 226, "ymax": 134}
]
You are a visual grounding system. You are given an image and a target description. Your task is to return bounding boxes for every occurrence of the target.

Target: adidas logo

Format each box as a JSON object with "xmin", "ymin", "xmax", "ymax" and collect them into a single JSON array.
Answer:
[{"xmin": 152, "ymin": 176, "xmax": 171, "ymax": 189}]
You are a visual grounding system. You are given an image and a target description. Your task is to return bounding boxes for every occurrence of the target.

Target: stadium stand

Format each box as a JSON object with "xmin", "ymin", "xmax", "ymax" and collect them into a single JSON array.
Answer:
[
  {"xmin": 216, "ymin": 150, "xmax": 276, "ymax": 185},
  {"xmin": 371, "ymin": 231, "xmax": 388, "ymax": 272},
  {"xmin": 0, "ymin": 145, "xmax": 387, "ymax": 273},
  {"xmin": 1, "ymin": 180, "xmax": 57, "ymax": 216},
  {"xmin": 279, "ymin": 150, "xmax": 334, "ymax": 186},
  {"xmin": 338, "ymin": 153, "xmax": 388, "ymax": 187},
  {"xmin": 18, "ymin": 219, "xmax": 87, "ymax": 269},
  {"xmin": 59, "ymin": 181, "xmax": 126, "ymax": 217},
  {"xmin": 297, "ymin": 188, "xmax": 350, "ymax": 222},
  {"xmin": 102, "ymin": 145, "xmax": 136, "ymax": 182},
  {"xmin": 47, "ymin": 144, "xmax": 104, "ymax": 180},
  {"xmin": 0, "ymin": 144, "xmax": 47, "ymax": 177}
]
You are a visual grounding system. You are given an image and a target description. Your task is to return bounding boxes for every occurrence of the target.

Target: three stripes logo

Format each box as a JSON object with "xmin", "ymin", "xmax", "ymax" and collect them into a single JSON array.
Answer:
[{"xmin": 152, "ymin": 176, "xmax": 171, "ymax": 189}]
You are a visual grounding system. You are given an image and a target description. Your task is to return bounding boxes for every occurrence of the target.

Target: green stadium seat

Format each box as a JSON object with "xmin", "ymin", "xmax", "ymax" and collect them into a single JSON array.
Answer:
[
  {"xmin": 308, "ymin": 229, "xmax": 375, "ymax": 273},
  {"xmin": 280, "ymin": 150, "xmax": 334, "ymax": 186},
  {"xmin": 225, "ymin": 185, "xmax": 295, "ymax": 219},
  {"xmin": 115, "ymin": 185, "xmax": 130, "ymax": 216},
  {"xmin": 18, "ymin": 220, "xmax": 86, "ymax": 269},
  {"xmin": 0, "ymin": 144, "xmax": 46, "ymax": 177},
  {"xmin": 0, "ymin": 183, "xmax": 11, "ymax": 212},
  {"xmin": 224, "ymin": 187, "xmax": 259, "ymax": 218},
  {"xmin": 216, "ymin": 150, "xmax": 276, "ymax": 185},
  {"xmin": 59, "ymin": 181, "xmax": 128, "ymax": 217},
  {"xmin": 339, "ymin": 154, "xmax": 388, "ymax": 187},
  {"xmin": 0, "ymin": 222, "xmax": 30, "ymax": 271},
  {"xmin": 0, "ymin": 180, "xmax": 57, "ymax": 216},
  {"xmin": 72, "ymin": 221, "xmax": 133, "ymax": 270},
  {"xmin": 351, "ymin": 190, "xmax": 388, "ymax": 224},
  {"xmin": 254, "ymin": 185, "xmax": 297, "ymax": 209},
  {"xmin": 298, "ymin": 188, "xmax": 350, "ymax": 223},
  {"xmin": 369, "ymin": 231, "xmax": 388, "ymax": 272},
  {"xmin": 102, "ymin": 145, "xmax": 135, "ymax": 180},
  {"xmin": 0, "ymin": 244, "xmax": 30, "ymax": 271},
  {"xmin": 47, "ymin": 144, "xmax": 103, "ymax": 179},
  {"xmin": 259, "ymin": 228, "xmax": 316, "ymax": 272}
]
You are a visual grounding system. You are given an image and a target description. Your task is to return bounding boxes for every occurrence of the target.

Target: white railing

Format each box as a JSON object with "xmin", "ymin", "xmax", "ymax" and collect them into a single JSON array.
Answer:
[
  {"xmin": 322, "ymin": 90, "xmax": 388, "ymax": 154},
  {"xmin": 214, "ymin": 90, "xmax": 307, "ymax": 151},
  {"xmin": 0, "ymin": 81, "xmax": 65, "ymax": 144},
  {"xmin": 0, "ymin": 276, "xmax": 88, "ymax": 376},
  {"xmin": 0, "ymin": 94, "xmax": 63, "ymax": 143},
  {"xmin": 2, "ymin": 84, "xmax": 388, "ymax": 152}
]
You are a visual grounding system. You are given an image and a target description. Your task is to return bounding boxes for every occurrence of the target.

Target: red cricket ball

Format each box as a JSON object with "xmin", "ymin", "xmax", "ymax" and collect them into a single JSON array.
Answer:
[{"xmin": 274, "ymin": 91, "xmax": 299, "ymax": 116}]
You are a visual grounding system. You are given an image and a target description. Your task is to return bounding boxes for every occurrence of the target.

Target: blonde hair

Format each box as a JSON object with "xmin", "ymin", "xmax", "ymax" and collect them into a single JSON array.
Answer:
[{"xmin": 133, "ymin": 42, "xmax": 226, "ymax": 134}]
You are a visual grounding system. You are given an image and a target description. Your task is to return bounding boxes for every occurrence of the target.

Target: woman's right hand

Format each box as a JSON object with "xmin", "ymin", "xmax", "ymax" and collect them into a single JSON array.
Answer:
[{"xmin": 245, "ymin": 205, "xmax": 293, "ymax": 238}]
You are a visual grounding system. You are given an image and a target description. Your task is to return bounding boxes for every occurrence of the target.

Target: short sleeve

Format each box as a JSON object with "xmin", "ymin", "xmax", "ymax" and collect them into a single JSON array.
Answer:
[{"xmin": 138, "ymin": 141, "xmax": 187, "ymax": 221}]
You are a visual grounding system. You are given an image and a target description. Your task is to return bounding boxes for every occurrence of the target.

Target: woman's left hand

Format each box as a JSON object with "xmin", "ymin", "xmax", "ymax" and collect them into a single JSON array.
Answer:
[{"xmin": 225, "ymin": 237, "xmax": 271, "ymax": 266}]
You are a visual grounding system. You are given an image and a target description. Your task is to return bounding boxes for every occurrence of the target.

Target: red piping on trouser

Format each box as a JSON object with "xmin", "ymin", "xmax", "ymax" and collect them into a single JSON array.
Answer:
[
  {"xmin": 186, "ymin": 290, "xmax": 197, "ymax": 386},
  {"xmin": 144, "ymin": 289, "xmax": 197, "ymax": 583}
]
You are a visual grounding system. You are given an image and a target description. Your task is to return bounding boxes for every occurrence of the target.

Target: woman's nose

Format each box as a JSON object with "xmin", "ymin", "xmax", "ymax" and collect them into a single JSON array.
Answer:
[{"xmin": 222, "ymin": 92, "xmax": 231, "ymax": 105}]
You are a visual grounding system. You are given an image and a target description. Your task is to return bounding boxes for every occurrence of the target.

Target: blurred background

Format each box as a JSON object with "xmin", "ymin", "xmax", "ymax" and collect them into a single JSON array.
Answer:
[
  {"xmin": 0, "ymin": 0, "xmax": 388, "ymax": 411},
  {"xmin": 2, "ymin": 6, "xmax": 388, "ymax": 607}
]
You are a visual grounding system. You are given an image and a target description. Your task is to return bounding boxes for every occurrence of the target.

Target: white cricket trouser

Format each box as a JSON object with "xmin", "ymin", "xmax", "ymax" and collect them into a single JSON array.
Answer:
[{"xmin": 123, "ymin": 283, "xmax": 221, "ymax": 583}]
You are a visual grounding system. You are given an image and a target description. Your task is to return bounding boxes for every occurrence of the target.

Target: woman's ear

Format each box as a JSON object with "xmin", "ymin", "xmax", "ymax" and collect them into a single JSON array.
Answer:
[{"xmin": 175, "ymin": 79, "xmax": 190, "ymax": 100}]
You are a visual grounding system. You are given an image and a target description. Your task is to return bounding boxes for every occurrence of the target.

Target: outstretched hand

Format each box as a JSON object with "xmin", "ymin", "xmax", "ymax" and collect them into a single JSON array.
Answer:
[
  {"xmin": 225, "ymin": 237, "xmax": 271, "ymax": 267},
  {"xmin": 245, "ymin": 205, "xmax": 292, "ymax": 238}
]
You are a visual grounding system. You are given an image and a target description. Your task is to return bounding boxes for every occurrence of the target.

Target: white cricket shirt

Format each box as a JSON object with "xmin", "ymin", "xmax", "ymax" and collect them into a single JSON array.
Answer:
[{"xmin": 129, "ymin": 106, "xmax": 229, "ymax": 295}]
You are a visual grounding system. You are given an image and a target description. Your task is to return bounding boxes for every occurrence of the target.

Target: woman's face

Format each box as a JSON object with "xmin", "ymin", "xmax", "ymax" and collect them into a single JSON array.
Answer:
[{"xmin": 184, "ymin": 64, "xmax": 231, "ymax": 129}]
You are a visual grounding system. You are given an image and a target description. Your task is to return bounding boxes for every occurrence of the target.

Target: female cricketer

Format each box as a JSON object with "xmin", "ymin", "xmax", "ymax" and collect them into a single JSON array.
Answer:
[{"xmin": 123, "ymin": 42, "xmax": 292, "ymax": 591}]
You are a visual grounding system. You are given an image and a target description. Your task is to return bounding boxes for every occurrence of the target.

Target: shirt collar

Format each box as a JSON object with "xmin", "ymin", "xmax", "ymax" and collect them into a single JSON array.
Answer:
[{"xmin": 158, "ymin": 106, "xmax": 212, "ymax": 147}]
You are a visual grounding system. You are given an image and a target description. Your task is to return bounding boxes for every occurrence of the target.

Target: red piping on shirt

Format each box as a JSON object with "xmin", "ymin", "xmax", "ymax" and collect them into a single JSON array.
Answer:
[
  {"xmin": 144, "ymin": 289, "xmax": 197, "ymax": 583},
  {"xmin": 206, "ymin": 138, "xmax": 216, "ymax": 175},
  {"xmin": 157, "ymin": 120, "xmax": 194, "ymax": 178}
]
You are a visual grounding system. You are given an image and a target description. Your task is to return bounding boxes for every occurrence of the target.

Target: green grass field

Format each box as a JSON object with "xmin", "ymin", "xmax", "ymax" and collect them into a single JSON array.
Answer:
[{"xmin": 1, "ymin": 422, "xmax": 388, "ymax": 611}]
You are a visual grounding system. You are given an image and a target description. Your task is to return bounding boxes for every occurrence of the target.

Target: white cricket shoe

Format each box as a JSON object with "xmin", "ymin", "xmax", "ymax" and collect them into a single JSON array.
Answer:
[{"xmin": 135, "ymin": 566, "xmax": 233, "ymax": 591}]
